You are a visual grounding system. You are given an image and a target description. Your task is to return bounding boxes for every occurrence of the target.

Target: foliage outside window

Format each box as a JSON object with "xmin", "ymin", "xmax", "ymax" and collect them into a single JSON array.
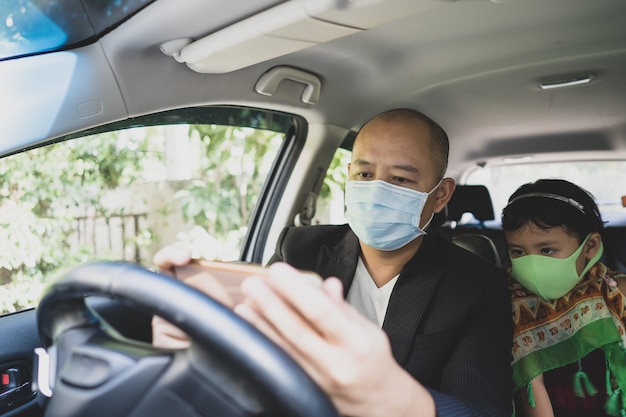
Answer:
[
  {"xmin": 315, "ymin": 147, "xmax": 351, "ymax": 225},
  {"xmin": 0, "ymin": 112, "xmax": 288, "ymax": 315}
]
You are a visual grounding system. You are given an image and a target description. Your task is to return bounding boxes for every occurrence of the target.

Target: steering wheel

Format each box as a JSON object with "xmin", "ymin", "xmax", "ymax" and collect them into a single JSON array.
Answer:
[{"xmin": 35, "ymin": 261, "xmax": 340, "ymax": 417}]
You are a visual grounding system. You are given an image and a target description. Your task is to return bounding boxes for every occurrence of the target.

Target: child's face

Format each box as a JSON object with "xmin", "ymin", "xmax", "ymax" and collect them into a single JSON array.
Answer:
[{"xmin": 504, "ymin": 222, "xmax": 588, "ymax": 275}]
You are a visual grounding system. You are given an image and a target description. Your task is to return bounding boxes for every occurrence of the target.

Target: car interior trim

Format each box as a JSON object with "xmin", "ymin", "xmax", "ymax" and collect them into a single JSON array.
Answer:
[
  {"xmin": 33, "ymin": 348, "xmax": 52, "ymax": 398},
  {"xmin": 255, "ymin": 66, "xmax": 322, "ymax": 104},
  {"xmin": 539, "ymin": 74, "xmax": 593, "ymax": 90},
  {"xmin": 168, "ymin": 0, "xmax": 442, "ymax": 74}
]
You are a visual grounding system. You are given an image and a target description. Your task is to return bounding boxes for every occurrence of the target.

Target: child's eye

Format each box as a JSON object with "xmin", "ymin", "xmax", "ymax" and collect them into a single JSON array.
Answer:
[
  {"xmin": 540, "ymin": 248, "xmax": 555, "ymax": 256},
  {"xmin": 356, "ymin": 172, "xmax": 372, "ymax": 179},
  {"xmin": 510, "ymin": 249, "xmax": 525, "ymax": 258}
]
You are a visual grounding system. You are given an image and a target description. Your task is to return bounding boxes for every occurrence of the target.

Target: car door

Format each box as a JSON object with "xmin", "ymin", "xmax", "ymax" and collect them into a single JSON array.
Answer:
[{"xmin": 0, "ymin": 106, "xmax": 306, "ymax": 416}]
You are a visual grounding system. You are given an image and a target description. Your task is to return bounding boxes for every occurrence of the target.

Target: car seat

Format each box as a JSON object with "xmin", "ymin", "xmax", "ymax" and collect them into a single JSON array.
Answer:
[
  {"xmin": 435, "ymin": 185, "xmax": 510, "ymax": 268},
  {"xmin": 445, "ymin": 185, "xmax": 495, "ymax": 228},
  {"xmin": 604, "ymin": 226, "xmax": 626, "ymax": 272},
  {"xmin": 450, "ymin": 234, "xmax": 502, "ymax": 268}
]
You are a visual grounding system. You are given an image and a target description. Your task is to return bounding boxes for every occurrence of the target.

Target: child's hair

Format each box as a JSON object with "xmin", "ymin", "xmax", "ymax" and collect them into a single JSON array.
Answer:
[{"xmin": 501, "ymin": 179, "xmax": 605, "ymax": 242}]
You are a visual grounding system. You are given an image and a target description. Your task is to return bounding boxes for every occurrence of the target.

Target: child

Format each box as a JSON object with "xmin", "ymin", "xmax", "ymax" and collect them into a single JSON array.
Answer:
[{"xmin": 502, "ymin": 179, "xmax": 626, "ymax": 417}]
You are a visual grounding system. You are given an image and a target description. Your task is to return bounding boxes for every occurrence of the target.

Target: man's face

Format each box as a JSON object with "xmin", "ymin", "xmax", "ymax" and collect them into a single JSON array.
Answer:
[
  {"xmin": 347, "ymin": 117, "xmax": 442, "ymax": 226},
  {"xmin": 348, "ymin": 118, "xmax": 440, "ymax": 193}
]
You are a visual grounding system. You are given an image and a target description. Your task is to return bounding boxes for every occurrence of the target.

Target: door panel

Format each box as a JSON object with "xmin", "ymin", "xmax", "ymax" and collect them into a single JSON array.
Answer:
[{"xmin": 0, "ymin": 310, "xmax": 42, "ymax": 417}]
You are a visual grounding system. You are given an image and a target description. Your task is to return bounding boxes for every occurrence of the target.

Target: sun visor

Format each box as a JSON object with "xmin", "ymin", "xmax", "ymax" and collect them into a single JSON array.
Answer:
[{"xmin": 161, "ymin": 0, "xmax": 441, "ymax": 74}]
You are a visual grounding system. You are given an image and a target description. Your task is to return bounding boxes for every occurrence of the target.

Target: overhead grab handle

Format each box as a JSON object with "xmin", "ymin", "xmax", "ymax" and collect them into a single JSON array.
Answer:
[{"xmin": 255, "ymin": 66, "xmax": 321, "ymax": 104}]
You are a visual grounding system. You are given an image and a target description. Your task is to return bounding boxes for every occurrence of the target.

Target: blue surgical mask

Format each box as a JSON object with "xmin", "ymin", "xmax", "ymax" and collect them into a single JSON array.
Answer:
[{"xmin": 344, "ymin": 179, "xmax": 440, "ymax": 251}]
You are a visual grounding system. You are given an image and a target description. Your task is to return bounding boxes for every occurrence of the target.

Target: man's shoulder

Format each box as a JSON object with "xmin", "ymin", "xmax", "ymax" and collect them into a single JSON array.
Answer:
[
  {"xmin": 272, "ymin": 224, "xmax": 356, "ymax": 268},
  {"xmin": 280, "ymin": 223, "xmax": 352, "ymax": 243}
]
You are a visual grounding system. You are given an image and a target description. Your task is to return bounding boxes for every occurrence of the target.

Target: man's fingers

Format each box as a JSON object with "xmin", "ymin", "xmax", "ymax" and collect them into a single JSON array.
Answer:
[
  {"xmin": 184, "ymin": 273, "xmax": 235, "ymax": 308},
  {"xmin": 151, "ymin": 315, "xmax": 191, "ymax": 349},
  {"xmin": 234, "ymin": 302, "xmax": 329, "ymax": 385},
  {"xmin": 240, "ymin": 276, "xmax": 333, "ymax": 350},
  {"xmin": 262, "ymin": 264, "xmax": 354, "ymax": 339},
  {"xmin": 152, "ymin": 244, "xmax": 192, "ymax": 274},
  {"xmin": 241, "ymin": 264, "xmax": 384, "ymax": 359},
  {"xmin": 234, "ymin": 303, "xmax": 294, "ymax": 353},
  {"xmin": 322, "ymin": 277, "xmax": 344, "ymax": 304},
  {"xmin": 238, "ymin": 272, "xmax": 363, "ymax": 381}
]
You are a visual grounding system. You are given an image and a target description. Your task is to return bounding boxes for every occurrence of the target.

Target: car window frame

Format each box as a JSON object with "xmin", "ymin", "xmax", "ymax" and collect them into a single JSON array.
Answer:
[
  {"xmin": 63, "ymin": 105, "xmax": 307, "ymax": 264},
  {"xmin": 0, "ymin": 105, "xmax": 306, "ymax": 315}
]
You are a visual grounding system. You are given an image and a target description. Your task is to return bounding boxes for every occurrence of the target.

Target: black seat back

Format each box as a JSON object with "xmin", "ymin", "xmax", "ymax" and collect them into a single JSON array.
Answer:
[
  {"xmin": 436, "ymin": 185, "xmax": 510, "ymax": 268},
  {"xmin": 604, "ymin": 226, "xmax": 626, "ymax": 272},
  {"xmin": 446, "ymin": 185, "xmax": 495, "ymax": 226},
  {"xmin": 451, "ymin": 234, "xmax": 502, "ymax": 268}
]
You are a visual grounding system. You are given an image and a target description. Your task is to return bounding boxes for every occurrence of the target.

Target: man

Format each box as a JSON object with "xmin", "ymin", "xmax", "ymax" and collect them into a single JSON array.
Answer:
[{"xmin": 153, "ymin": 109, "xmax": 513, "ymax": 417}]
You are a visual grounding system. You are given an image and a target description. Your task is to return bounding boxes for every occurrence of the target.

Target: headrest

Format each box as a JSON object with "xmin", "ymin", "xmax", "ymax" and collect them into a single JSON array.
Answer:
[
  {"xmin": 447, "ymin": 185, "xmax": 495, "ymax": 223},
  {"xmin": 451, "ymin": 234, "xmax": 502, "ymax": 267}
]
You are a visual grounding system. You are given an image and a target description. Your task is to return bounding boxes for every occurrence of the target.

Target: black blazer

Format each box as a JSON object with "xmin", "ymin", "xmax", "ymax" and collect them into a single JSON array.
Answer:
[{"xmin": 269, "ymin": 224, "xmax": 513, "ymax": 417}]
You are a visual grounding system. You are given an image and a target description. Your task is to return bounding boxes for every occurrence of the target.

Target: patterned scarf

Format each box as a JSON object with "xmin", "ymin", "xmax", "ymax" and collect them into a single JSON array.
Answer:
[{"xmin": 510, "ymin": 263, "xmax": 626, "ymax": 414}]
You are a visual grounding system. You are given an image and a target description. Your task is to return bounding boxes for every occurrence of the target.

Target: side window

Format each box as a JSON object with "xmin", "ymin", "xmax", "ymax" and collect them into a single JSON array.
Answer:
[
  {"xmin": 314, "ymin": 147, "xmax": 351, "ymax": 225},
  {"xmin": 0, "ymin": 107, "xmax": 294, "ymax": 315}
]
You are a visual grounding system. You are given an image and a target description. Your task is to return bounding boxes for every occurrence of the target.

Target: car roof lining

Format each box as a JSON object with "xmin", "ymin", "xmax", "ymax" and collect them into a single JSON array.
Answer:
[{"xmin": 2, "ymin": 0, "xmax": 626, "ymax": 176}]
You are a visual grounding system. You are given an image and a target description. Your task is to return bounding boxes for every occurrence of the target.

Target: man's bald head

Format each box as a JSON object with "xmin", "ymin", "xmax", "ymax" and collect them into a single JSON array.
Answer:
[{"xmin": 356, "ymin": 109, "xmax": 449, "ymax": 180}]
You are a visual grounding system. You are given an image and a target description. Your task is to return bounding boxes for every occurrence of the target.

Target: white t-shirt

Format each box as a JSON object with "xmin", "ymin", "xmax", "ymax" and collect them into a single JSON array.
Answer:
[{"xmin": 346, "ymin": 257, "xmax": 399, "ymax": 327}]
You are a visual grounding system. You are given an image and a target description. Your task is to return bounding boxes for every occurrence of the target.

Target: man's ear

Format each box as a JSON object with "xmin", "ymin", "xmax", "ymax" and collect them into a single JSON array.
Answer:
[
  {"xmin": 584, "ymin": 232, "xmax": 603, "ymax": 261},
  {"xmin": 433, "ymin": 178, "xmax": 455, "ymax": 213}
]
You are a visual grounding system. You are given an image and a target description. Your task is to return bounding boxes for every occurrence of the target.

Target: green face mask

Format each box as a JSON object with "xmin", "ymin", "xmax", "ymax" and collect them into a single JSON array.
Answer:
[{"xmin": 511, "ymin": 235, "xmax": 604, "ymax": 300}]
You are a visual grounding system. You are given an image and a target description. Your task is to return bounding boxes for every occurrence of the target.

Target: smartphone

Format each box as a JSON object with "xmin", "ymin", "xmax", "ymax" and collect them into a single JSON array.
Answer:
[
  {"xmin": 173, "ymin": 259, "xmax": 322, "ymax": 306},
  {"xmin": 173, "ymin": 259, "xmax": 269, "ymax": 305}
]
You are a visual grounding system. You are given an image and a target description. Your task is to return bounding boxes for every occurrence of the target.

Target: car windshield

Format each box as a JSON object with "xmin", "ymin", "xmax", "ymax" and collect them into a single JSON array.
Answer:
[{"xmin": 0, "ymin": 0, "xmax": 155, "ymax": 60}]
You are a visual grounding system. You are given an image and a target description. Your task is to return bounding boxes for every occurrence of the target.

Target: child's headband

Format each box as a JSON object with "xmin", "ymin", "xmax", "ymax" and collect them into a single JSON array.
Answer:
[{"xmin": 505, "ymin": 192, "xmax": 586, "ymax": 214}]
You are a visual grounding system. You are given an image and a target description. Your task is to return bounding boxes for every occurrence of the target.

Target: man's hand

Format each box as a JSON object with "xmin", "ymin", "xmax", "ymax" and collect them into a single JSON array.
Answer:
[
  {"xmin": 152, "ymin": 244, "xmax": 194, "ymax": 275},
  {"xmin": 234, "ymin": 263, "xmax": 435, "ymax": 417}
]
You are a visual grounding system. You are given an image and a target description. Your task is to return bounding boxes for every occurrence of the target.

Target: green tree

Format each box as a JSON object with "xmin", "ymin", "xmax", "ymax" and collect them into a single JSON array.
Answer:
[
  {"xmin": 0, "ymin": 130, "xmax": 159, "ymax": 313},
  {"xmin": 174, "ymin": 124, "xmax": 282, "ymax": 238}
]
